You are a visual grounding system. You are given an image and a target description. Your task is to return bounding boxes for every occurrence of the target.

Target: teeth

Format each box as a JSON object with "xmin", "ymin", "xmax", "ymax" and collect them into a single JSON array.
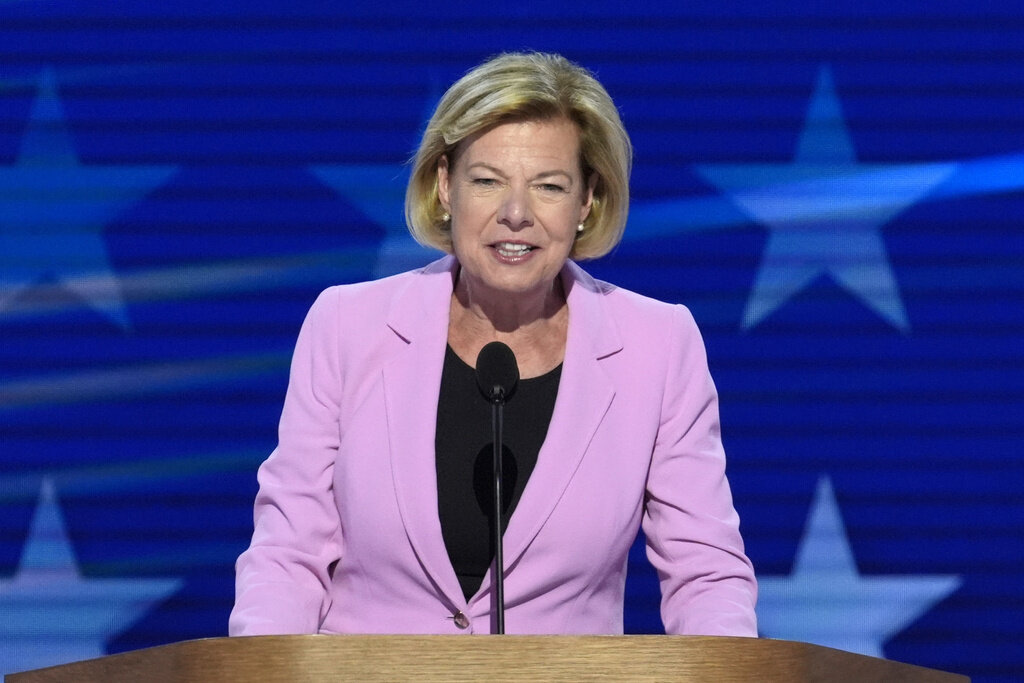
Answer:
[{"xmin": 496, "ymin": 242, "xmax": 532, "ymax": 255}]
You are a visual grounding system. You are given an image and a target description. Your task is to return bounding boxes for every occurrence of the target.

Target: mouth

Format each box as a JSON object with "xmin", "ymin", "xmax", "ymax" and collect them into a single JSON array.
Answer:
[{"xmin": 492, "ymin": 241, "xmax": 536, "ymax": 258}]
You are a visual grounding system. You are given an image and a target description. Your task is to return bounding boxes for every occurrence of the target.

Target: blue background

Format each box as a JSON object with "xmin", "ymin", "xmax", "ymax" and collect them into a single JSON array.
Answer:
[{"xmin": 1, "ymin": 2, "xmax": 1022, "ymax": 680}]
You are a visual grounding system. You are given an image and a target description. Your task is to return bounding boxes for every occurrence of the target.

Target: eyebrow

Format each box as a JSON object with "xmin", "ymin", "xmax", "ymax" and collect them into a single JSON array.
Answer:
[{"xmin": 465, "ymin": 162, "xmax": 575, "ymax": 184}]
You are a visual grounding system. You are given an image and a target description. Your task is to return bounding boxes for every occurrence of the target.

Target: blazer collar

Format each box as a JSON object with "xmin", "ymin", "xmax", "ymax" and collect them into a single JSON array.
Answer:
[
  {"xmin": 383, "ymin": 256, "xmax": 464, "ymax": 608},
  {"xmin": 383, "ymin": 256, "xmax": 624, "ymax": 609}
]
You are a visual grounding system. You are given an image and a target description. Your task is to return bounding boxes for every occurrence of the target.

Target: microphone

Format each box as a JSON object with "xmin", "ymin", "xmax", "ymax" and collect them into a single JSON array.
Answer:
[
  {"xmin": 474, "ymin": 341, "xmax": 518, "ymax": 634},
  {"xmin": 475, "ymin": 341, "xmax": 519, "ymax": 403}
]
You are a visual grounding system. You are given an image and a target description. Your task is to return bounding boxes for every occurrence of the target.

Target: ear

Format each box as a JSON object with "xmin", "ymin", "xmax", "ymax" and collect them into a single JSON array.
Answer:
[
  {"xmin": 579, "ymin": 172, "xmax": 598, "ymax": 223},
  {"xmin": 437, "ymin": 155, "xmax": 452, "ymax": 212}
]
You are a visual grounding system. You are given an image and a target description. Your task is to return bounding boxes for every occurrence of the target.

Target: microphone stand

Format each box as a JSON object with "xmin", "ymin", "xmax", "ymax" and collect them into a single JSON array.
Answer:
[
  {"xmin": 490, "ymin": 392, "xmax": 506, "ymax": 635},
  {"xmin": 475, "ymin": 340, "xmax": 517, "ymax": 635}
]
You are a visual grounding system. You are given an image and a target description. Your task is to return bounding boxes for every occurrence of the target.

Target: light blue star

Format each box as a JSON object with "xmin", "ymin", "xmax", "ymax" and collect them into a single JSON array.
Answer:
[
  {"xmin": 309, "ymin": 163, "xmax": 437, "ymax": 278},
  {"xmin": 0, "ymin": 69, "xmax": 177, "ymax": 329},
  {"xmin": 756, "ymin": 476, "xmax": 961, "ymax": 658},
  {"xmin": 694, "ymin": 66, "xmax": 957, "ymax": 332},
  {"xmin": 311, "ymin": 87, "xmax": 450, "ymax": 279},
  {"xmin": 0, "ymin": 479, "xmax": 182, "ymax": 676}
]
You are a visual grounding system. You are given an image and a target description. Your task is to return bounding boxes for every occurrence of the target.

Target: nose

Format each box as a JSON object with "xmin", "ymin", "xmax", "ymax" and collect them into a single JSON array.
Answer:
[{"xmin": 497, "ymin": 184, "xmax": 533, "ymax": 231}]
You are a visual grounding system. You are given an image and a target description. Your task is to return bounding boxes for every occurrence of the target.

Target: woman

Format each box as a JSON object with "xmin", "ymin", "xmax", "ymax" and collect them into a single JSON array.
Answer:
[{"xmin": 230, "ymin": 52, "xmax": 757, "ymax": 637}]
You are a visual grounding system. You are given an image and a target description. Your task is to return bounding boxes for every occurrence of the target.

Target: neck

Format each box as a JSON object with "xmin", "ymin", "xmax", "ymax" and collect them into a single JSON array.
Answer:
[
  {"xmin": 448, "ymin": 267, "xmax": 569, "ymax": 378},
  {"xmin": 452, "ymin": 270, "xmax": 565, "ymax": 333}
]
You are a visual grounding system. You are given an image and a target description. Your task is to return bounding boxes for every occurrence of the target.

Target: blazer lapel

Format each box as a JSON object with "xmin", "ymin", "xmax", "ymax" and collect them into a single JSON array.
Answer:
[
  {"xmin": 483, "ymin": 261, "xmax": 623, "ymax": 589},
  {"xmin": 382, "ymin": 256, "xmax": 466, "ymax": 607}
]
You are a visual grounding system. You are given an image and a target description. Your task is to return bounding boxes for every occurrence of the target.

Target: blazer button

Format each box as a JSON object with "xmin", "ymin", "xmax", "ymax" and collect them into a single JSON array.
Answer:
[{"xmin": 453, "ymin": 611, "xmax": 470, "ymax": 629}]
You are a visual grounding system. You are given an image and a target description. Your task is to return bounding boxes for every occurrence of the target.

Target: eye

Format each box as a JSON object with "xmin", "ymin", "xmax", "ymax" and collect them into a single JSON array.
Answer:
[
  {"xmin": 471, "ymin": 177, "xmax": 498, "ymax": 187},
  {"xmin": 538, "ymin": 183, "xmax": 568, "ymax": 193}
]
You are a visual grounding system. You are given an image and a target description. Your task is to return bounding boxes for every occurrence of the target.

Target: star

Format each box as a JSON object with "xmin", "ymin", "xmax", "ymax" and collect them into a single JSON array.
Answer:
[
  {"xmin": 756, "ymin": 476, "xmax": 961, "ymax": 658},
  {"xmin": 311, "ymin": 86, "xmax": 460, "ymax": 279},
  {"xmin": 694, "ymin": 65, "xmax": 958, "ymax": 332},
  {"xmin": 0, "ymin": 69, "xmax": 177, "ymax": 329},
  {"xmin": 0, "ymin": 479, "xmax": 182, "ymax": 675},
  {"xmin": 308, "ymin": 163, "xmax": 437, "ymax": 279}
]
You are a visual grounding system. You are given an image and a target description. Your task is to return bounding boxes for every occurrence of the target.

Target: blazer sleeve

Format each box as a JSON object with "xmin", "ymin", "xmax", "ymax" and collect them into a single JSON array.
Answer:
[
  {"xmin": 642, "ymin": 304, "xmax": 758, "ymax": 637},
  {"xmin": 229, "ymin": 288, "xmax": 344, "ymax": 635}
]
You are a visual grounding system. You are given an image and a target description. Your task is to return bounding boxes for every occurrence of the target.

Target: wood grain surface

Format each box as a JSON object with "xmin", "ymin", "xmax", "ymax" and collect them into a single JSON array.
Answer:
[{"xmin": 7, "ymin": 635, "xmax": 970, "ymax": 682}]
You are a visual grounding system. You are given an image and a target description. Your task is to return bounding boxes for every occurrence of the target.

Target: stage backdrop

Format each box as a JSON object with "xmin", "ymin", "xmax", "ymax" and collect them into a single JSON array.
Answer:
[{"xmin": 1, "ymin": 2, "xmax": 1022, "ymax": 681}]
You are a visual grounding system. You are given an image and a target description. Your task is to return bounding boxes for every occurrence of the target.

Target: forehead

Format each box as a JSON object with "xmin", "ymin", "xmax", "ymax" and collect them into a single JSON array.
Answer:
[{"xmin": 453, "ymin": 117, "xmax": 582, "ymax": 171}]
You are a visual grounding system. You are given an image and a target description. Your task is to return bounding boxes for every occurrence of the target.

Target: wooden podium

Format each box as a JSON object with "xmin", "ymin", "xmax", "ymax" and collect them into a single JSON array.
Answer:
[{"xmin": 7, "ymin": 635, "xmax": 968, "ymax": 682}]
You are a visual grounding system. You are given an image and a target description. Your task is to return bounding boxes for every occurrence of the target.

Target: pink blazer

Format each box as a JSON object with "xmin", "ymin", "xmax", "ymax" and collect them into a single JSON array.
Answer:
[{"xmin": 230, "ymin": 256, "xmax": 757, "ymax": 636}]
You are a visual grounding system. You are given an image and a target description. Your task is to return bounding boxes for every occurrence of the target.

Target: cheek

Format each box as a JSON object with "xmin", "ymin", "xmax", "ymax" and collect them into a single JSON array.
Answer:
[
  {"xmin": 448, "ymin": 217, "xmax": 480, "ymax": 260},
  {"xmin": 451, "ymin": 194, "xmax": 496, "ymax": 229},
  {"xmin": 546, "ymin": 206, "xmax": 584, "ymax": 241}
]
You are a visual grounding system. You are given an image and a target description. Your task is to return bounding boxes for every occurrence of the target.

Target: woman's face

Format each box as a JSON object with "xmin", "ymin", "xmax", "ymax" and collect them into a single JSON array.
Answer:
[{"xmin": 437, "ymin": 117, "xmax": 595, "ymax": 305}]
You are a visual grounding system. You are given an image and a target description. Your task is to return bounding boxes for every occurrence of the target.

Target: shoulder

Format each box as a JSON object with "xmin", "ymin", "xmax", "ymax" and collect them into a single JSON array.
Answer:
[
  {"xmin": 290, "ymin": 256, "xmax": 454, "ymax": 383},
  {"xmin": 307, "ymin": 256, "xmax": 455, "ymax": 324},
  {"xmin": 566, "ymin": 260, "xmax": 701, "ymax": 340}
]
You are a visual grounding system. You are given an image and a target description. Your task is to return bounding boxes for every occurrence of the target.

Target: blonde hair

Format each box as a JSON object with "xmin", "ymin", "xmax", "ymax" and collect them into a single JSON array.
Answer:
[{"xmin": 405, "ymin": 52, "xmax": 632, "ymax": 260}]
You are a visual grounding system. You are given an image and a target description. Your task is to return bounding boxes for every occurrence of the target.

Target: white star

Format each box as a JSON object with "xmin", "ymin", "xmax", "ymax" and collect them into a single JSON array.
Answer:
[
  {"xmin": 0, "ymin": 479, "xmax": 182, "ymax": 675},
  {"xmin": 695, "ymin": 66, "xmax": 957, "ymax": 332},
  {"xmin": 0, "ymin": 69, "xmax": 177, "ymax": 329},
  {"xmin": 756, "ymin": 476, "xmax": 961, "ymax": 658}
]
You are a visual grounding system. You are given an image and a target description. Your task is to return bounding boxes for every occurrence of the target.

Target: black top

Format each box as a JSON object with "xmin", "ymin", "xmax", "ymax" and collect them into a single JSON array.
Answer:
[{"xmin": 435, "ymin": 344, "xmax": 562, "ymax": 602}]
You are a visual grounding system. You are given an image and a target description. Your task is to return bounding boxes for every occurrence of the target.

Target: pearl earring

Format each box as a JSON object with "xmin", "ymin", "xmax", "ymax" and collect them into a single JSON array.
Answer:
[
  {"xmin": 577, "ymin": 223, "xmax": 585, "ymax": 233},
  {"xmin": 442, "ymin": 212, "xmax": 451, "ymax": 223}
]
